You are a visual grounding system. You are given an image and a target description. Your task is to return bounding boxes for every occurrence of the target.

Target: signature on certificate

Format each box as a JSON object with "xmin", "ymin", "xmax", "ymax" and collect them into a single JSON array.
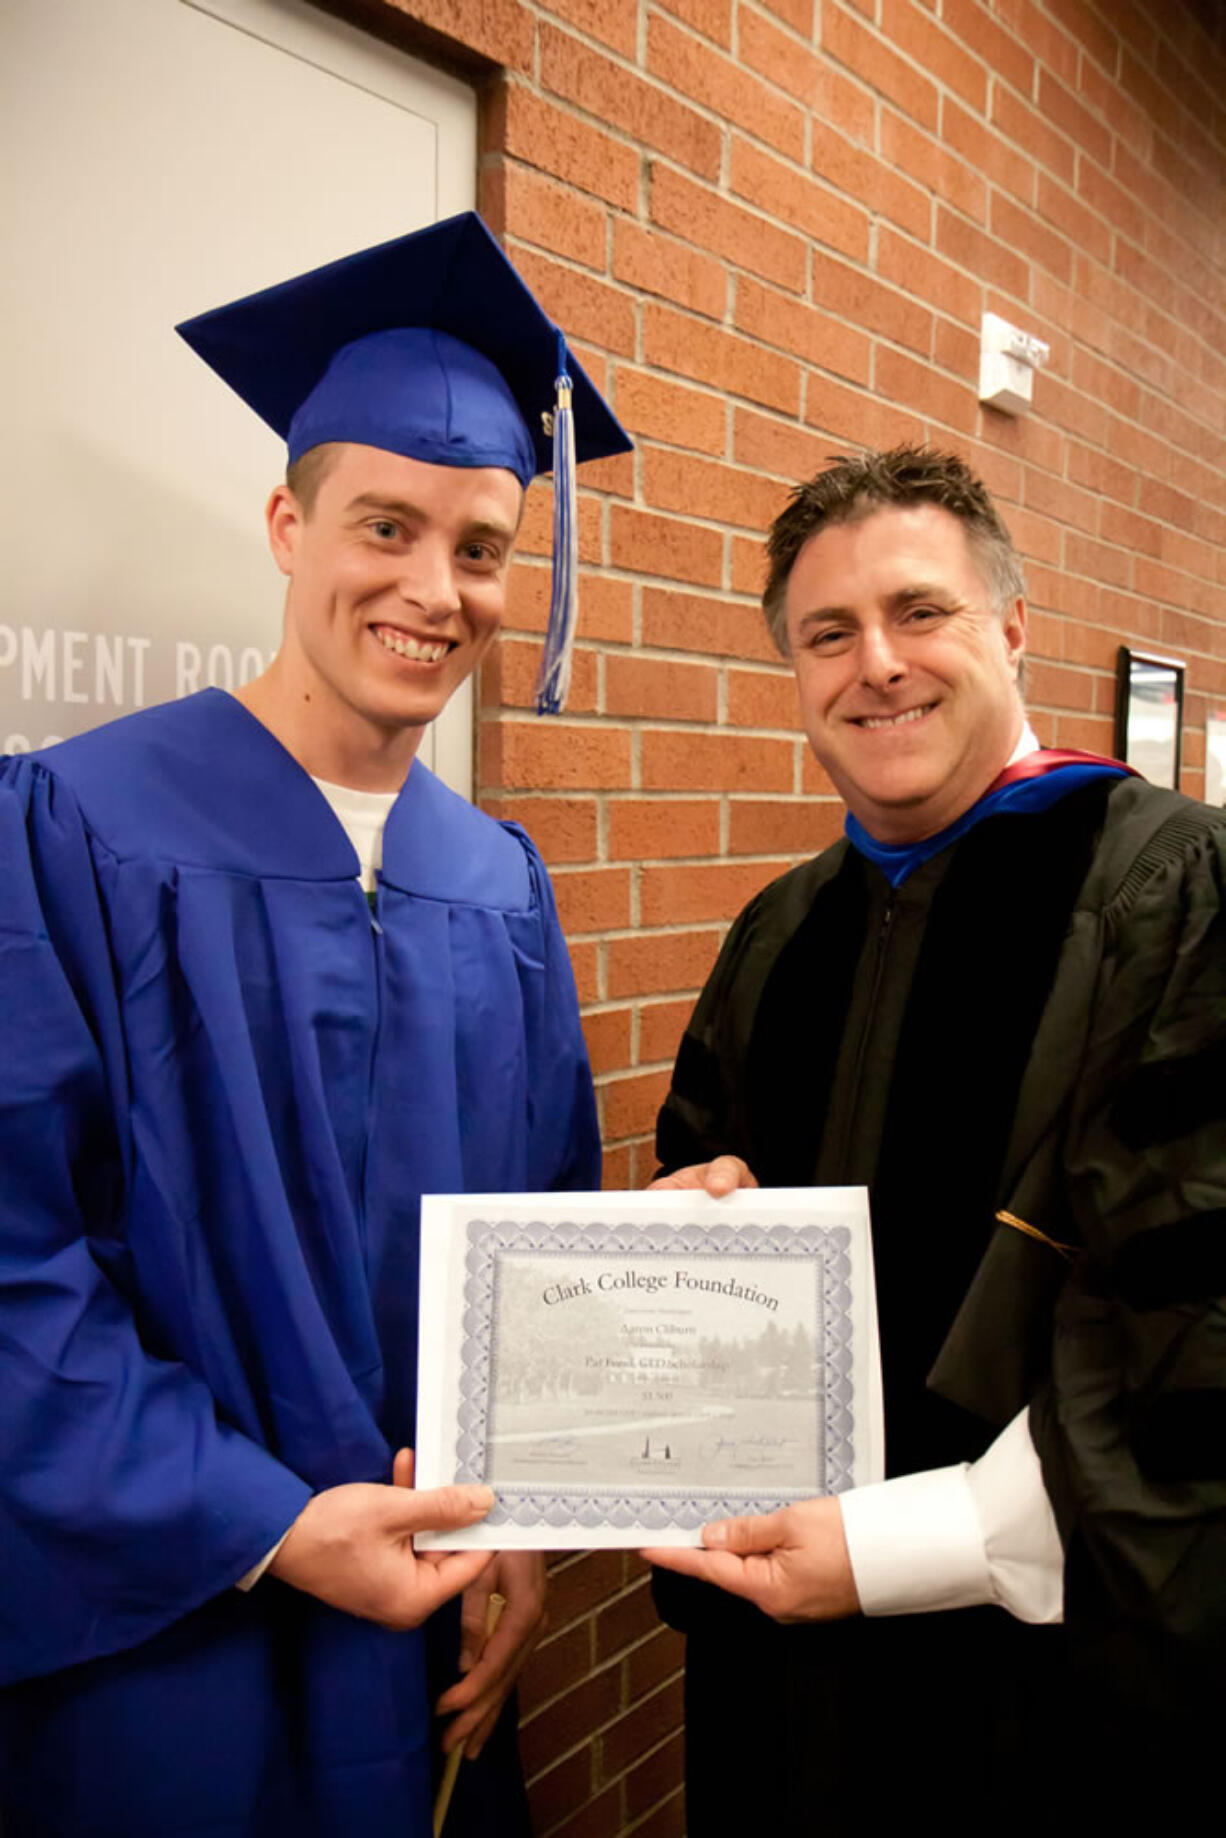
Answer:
[
  {"xmin": 520, "ymin": 1436, "xmax": 583, "ymax": 1463},
  {"xmin": 699, "ymin": 1433, "xmax": 796, "ymax": 1468}
]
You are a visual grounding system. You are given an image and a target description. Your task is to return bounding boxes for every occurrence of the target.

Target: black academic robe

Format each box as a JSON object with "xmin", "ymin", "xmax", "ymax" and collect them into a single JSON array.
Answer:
[{"xmin": 655, "ymin": 781, "xmax": 1226, "ymax": 1827}]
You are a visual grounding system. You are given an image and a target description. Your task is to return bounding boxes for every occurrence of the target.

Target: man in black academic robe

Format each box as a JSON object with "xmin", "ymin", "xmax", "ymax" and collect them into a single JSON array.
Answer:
[{"xmin": 647, "ymin": 446, "xmax": 1226, "ymax": 1827}]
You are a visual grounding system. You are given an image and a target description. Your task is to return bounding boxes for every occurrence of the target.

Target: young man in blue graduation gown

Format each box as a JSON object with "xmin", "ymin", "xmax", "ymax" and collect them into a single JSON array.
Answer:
[
  {"xmin": 0, "ymin": 214, "xmax": 630, "ymax": 1837},
  {"xmin": 648, "ymin": 448, "xmax": 1226, "ymax": 1826}
]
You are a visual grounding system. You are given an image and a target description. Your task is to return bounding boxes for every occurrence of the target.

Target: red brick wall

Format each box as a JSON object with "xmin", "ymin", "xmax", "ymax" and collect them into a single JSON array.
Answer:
[{"xmin": 344, "ymin": 4, "xmax": 1224, "ymax": 1832}]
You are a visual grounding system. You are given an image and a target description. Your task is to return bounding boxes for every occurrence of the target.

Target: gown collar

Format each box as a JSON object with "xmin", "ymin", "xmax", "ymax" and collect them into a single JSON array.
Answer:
[
  {"xmin": 44, "ymin": 690, "xmax": 529, "ymax": 908},
  {"xmin": 217, "ymin": 692, "xmax": 530, "ymax": 908},
  {"xmin": 844, "ymin": 732, "xmax": 1136, "ymax": 889}
]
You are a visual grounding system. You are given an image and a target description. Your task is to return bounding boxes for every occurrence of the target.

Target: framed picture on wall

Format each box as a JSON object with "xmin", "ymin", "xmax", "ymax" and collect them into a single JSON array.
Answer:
[
  {"xmin": 1205, "ymin": 710, "xmax": 1226, "ymax": 809},
  {"xmin": 1114, "ymin": 648, "xmax": 1185, "ymax": 789}
]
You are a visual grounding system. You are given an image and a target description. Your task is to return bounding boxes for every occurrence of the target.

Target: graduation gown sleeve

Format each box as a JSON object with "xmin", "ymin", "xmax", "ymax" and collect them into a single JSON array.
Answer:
[{"xmin": 0, "ymin": 755, "xmax": 313, "ymax": 1686}]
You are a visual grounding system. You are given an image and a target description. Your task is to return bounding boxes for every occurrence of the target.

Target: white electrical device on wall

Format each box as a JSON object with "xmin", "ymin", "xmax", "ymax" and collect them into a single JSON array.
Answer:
[{"xmin": 978, "ymin": 312, "xmax": 1050, "ymax": 415}]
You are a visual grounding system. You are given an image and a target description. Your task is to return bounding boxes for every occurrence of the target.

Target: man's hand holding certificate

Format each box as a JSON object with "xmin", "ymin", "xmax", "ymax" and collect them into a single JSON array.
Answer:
[
  {"xmin": 642, "ymin": 1492, "xmax": 861, "ymax": 1620},
  {"xmin": 415, "ymin": 1189, "xmax": 882, "ymax": 1551}
]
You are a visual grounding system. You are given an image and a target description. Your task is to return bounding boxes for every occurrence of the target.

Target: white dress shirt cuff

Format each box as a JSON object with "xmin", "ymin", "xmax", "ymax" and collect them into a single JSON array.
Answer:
[
  {"xmin": 969, "ymin": 1408, "xmax": 1064, "ymax": 1623},
  {"xmin": 839, "ymin": 1410, "xmax": 1064, "ymax": 1625},
  {"xmin": 841, "ymin": 1464, "xmax": 992, "ymax": 1617}
]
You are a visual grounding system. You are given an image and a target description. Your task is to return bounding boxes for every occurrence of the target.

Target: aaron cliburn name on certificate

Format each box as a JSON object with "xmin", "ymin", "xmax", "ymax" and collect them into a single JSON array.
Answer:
[{"xmin": 415, "ymin": 1190, "xmax": 881, "ymax": 1550}]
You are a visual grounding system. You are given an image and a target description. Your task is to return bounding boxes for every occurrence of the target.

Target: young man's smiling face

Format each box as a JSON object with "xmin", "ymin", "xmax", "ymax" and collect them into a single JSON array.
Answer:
[
  {"xmin": 784, "ymin": 502, "xmax": 1027, "ymax": 844},
  {"xmin": 265, "ymin": 442, "xmax": 521, "ymax": 781}
]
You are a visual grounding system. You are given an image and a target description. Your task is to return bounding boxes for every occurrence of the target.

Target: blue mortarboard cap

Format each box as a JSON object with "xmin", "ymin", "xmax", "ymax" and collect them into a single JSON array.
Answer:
[
  {"xmin": 175, "ymin": 212, "xmax": 628, "ymax": 486},
  {"xmin": 286, "ymin": 327, "xmax": 535, "ymax": 481},
  {"xmin": 176, "ymin": 213, "xmax": 630, "ymax": 713}
]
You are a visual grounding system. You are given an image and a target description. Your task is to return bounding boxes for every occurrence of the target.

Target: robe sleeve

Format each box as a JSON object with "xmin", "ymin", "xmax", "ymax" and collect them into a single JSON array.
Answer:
[
  {"xmin": 0, "ymin": 759, "xmax": 312, "ymax": 1687},
  {"xmin": 654, "ymin": 888, "xmax": 784, "ymax": 1177},
  {"xmin": 1030, "ymin": 813, "xmax": 1226, "ymax": 1710},
  {"xmin": 514, "ymin": 830, "xmax": 601, "ymax": 1193}
]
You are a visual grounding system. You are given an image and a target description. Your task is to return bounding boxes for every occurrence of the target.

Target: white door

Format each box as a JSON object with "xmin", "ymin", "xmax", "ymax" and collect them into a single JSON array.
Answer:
[{"xmin": 0, "ymin": 0, "xmax": 478, "ymax": 792}]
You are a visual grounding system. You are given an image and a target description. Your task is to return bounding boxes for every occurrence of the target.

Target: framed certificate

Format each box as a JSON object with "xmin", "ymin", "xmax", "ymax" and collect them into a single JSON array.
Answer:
[
  {"xmin": 1114, "ymin": 646, "xmax": 1185, "ymax": 788},
  {"xmin": 415, "ymin": 1188, "xmax": 881, "ymax": 1549},
  {"xmin": 1206, "ymin": 709, "xmax": 1226, "ymax": 808}
]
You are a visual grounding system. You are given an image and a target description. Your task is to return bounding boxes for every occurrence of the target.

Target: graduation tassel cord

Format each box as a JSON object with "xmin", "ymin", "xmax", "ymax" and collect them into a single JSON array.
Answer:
[
  {"xmin": 433, "ymin": 1591, "xmax": 508, "ymax": 1838},
  {"xmin": 534, "ymin": 331, "xmax": 578, "ymax": 716}
]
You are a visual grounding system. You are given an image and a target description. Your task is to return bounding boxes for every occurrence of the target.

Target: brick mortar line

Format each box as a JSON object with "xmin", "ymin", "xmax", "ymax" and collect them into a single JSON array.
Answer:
[
  {"xmin": 530, "ymin": 5, "xmax": 843, "ymax": 143},
  {"xmin": 591, "ymin": 1673, "xmax": 688, "ymax": 1761},
  {"xmin": 503, "ymin": 20, "xmax": 1226, "ymax": 291},
  {"xmin": 738, "ymin": 262, "xmax": 980, "ymax": 338},
  {"xmin": 1038, "ymin": 61, "xmax": 1216, "ymax": 185},
  {"xmin": 585, "ymin": 920, "xmax": 734, "ymax": 942},
  {"xmin": 522, "ymin": 1679, "xmax": 688, "ymax": 1792},
  {"xmin": 498, "ymin": 157, "xmax": 876, "ymax": 293},
  {"xmin": 496, "ymin": 714, "xmax": 808, "ymax": 735},
  {"xmin": 655, "ymin": 0, "xmax": 1043, "ymax": 128},
  {"xmin": 489, "ymin": 790, "xmax": 818, "ymax": 803},
  {"xmin": 570, "ymin": 897, "xmax": 803, "ymax": 930},
  {"xmin": 623, "ymin": 1052, "xmax": 701, "ymax": 1075},
  {"xmin": 1016, "ymin": 121, "xmax": 1223, "ymax": 280},
  {"xmin": 1068, "ymin": 166, "xmax": 1226, "ymax": 287},
  {"xmin": 528, "ymin": 1716, "xmax": 689, "ymax": 1823},
  {"xmin": 581, "ymin": 992, "xmax": 712, "ymax": 1010},
  {"xmin": 1078, "ymin": 252, "xmax": 1226, "ymax": 371},
  {"xmin": 502, "ymin": 223, "xmax": 645, "ymax": 298},
  {"xmin": 495, "ymin": 654, "xmax": 783, "ymax": 681},
  {"xmin": 1034, "ymin": 143, "xmax": 1218, "ymax": 290},
  {"xmin": 635, "ymin": 213, "xmax": 1220, "ymax": 418},
  {"xmin": 1131, "ymin": 173, "xmax": 1226, "ymax": 285},
  {"xmin": 1143, "ymin": 2, "xmax": 1226, "ymax": 97},
  {"xmin": 510, "ymin": 560, "xmax": 764, "ymax": 605},
  {"xmin": 522, "ymin": 1628, "xmax": 681, "ymax": 1729},
  {"xmin": 639, "ymin": 145, "xmax": 942, "ymax": 288},
  {"xmin": 1051, "ymin": 523, "xmax": 1226, "ymax": 566},
  {"xmin": 506, "ymin": 28, "xmax": 817, "ymax": 173},
  {"xmin": 518, "ymin": 1655, "xmax": 626, "ymax": 1770},
  {"xmin": 611, "ymin": 662, "xmax": 794, "ymax": 682},
  {"xmin": 913, "ymin": 213, "xmax": 1222, "ymax": 399},
  {"xmin": 1020, "ymin": 497, "xmax": 1226, "ymax": 546},
  {"xmin": 620, "ymin": 1784, "xmax": 687, "ymax": 1837},
  {"xmin": 564, "ymin": 848, "xmax": 815, "ymax": 868},
  {"xmin": 1109, "ymin": 46, "xmax": 1226, "ymax": 160},
  {"xmin": 818, "ymin": 8, "xmax": 1019, "ymax": 116},
  {"xmin": 1055, "ymin": 560, "xmax": 1225, "ymax": 600},
  {"xmin": 503, "ymin": 178, "xmax": 861, "ymax": 309},
  {"xmin": 569, "ymin": 863, "xmax": 818, "ymax": 881},
  {"xmin": 607, "ymin": 422, "xmax": 769, "ymax": 465}
]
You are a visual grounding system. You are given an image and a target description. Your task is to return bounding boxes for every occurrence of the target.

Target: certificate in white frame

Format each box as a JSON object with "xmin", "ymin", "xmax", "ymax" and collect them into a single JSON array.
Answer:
[{"xmin": 415, "ymin": 1188, "xmax": 882, "ymax": 1549}]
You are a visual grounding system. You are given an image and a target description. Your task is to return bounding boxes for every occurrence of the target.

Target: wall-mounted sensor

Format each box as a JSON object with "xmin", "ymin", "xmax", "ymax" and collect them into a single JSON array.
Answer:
[{"xmin": 978, "ymin": 312, "xmax": 1050, "ymax": 415}]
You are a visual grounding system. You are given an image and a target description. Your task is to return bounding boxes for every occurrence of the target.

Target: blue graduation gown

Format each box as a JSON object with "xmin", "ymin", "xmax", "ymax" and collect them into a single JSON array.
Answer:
[{"xmin": 0, "ymin": 690, "xmax": 599, "ymax": 1836}]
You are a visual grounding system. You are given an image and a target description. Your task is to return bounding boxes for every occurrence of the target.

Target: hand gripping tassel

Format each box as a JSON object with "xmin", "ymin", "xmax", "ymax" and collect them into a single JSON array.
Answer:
[{"xmin": 534, "ymin": 333, "xmax": 578, "ymax": 715}]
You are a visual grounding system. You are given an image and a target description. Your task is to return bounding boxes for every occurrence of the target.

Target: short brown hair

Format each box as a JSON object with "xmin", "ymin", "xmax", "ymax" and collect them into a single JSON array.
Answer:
[
  {"xmin": 284, "ymin": 442, "xmax": 342, "ymax": 516},
  {"xmin": 762, "ymin": 445, "xmax": 1025, "ymax": 654}
]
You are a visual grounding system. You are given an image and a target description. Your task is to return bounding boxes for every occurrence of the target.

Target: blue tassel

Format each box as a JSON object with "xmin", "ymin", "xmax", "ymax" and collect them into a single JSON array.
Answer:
[{"xmin": 535, "ymin": 332, "xmax": 578, "ymax": 715}]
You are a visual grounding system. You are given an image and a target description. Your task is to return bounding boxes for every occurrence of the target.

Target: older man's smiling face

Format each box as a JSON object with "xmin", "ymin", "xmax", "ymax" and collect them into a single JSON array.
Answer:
[{"xmin": 784, "ymin": 503, "xmax": 1027, "ymax": 844}]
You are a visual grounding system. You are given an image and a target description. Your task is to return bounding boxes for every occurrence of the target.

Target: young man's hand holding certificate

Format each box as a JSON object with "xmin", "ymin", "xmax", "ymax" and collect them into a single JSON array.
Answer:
[{"xmin": 414, "ymin": 1189, "xmax": 882, "ymax": 1550}]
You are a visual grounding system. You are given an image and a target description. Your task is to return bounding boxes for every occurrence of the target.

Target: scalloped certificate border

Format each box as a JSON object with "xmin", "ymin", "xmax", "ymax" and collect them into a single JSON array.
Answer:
[{"xmin": 454, "ymin": 1216, "xmax": 855, "ymax": 1533}]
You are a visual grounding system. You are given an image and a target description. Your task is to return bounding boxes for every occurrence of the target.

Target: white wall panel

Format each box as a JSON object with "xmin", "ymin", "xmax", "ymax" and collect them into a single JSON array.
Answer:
[{"xmin": 1, "ymin": 0, "xmax": 477, "ymax": 790}]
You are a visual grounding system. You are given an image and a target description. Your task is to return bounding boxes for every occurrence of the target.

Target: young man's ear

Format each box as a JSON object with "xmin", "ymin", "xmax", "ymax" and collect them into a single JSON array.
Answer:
[{"xmin": 265, "ymin": 484, "xmax": 305, "ymax": 578}]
